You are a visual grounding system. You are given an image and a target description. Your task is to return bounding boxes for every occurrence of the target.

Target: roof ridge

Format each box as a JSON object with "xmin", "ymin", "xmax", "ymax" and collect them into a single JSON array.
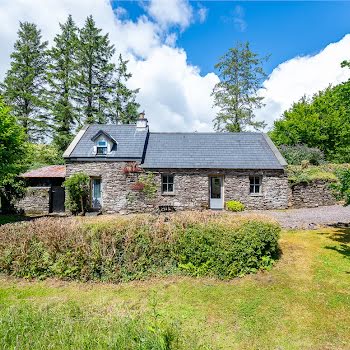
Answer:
[{"xmin": 149, "ymin": 132, "xmax": 262, "ymax": 135}]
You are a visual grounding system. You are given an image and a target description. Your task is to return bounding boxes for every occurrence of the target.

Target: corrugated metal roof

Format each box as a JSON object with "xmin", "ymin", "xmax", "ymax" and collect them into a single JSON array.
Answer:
[
  {"xmin": 142, "ymin": 132, "xmax": 286, "ymax": 169},
  {"xmin": 67, "ymin": 124, "xmax": 148, "ymax": 160},
  {"xmin": 21, "ymin": 165, "xmax": 66, "ymax": 178}
]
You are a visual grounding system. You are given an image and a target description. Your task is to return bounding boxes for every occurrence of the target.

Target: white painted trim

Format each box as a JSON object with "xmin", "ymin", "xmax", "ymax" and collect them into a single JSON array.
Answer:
[{"xmin": 63, "ymin": 125, "xmax": 89, "ymax": 158}]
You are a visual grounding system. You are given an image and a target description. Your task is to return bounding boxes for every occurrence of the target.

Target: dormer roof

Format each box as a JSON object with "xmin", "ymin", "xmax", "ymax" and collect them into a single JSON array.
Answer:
[{"xmin": 91, "ymin": 130, "xmax": 117, "ymax": 144}]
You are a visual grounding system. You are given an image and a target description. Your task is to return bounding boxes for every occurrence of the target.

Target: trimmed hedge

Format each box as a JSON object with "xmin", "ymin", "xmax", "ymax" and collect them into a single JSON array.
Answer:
[{"xmin": 0, "ymin": 213, "xmax": 280, "ymax": 281}]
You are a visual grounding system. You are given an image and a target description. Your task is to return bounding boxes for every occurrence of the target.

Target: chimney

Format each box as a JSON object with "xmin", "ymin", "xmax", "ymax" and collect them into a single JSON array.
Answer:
[{"xmin": 136, "ymin": 111, "xmax": 148, "ymax": 128}]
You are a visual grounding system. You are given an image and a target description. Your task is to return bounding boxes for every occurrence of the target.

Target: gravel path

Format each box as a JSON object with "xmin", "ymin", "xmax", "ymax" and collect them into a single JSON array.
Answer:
[{"xmin": 248, "ymin": 205, "xmax": 350, "ymax": 229}]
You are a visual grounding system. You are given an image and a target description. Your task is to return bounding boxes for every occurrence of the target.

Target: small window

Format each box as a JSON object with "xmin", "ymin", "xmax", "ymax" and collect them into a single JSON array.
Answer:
[
  {"xmin": 162, "ymin": 174, "xmax": 174, "ymax": 193},
  {"xmin": 249, "ymin": 176, "xmax": 262, "ymax": 194},
  {"xmin": 96, "ymin": 140, "xmax": 107, "ymax": 155}
]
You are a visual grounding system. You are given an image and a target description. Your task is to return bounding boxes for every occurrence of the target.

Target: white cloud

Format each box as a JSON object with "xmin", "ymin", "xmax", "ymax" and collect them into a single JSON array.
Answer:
[
  {"xmin": 256, "ymin": 34, "xmax": 350, "ymax": 129},
  {"xmin": 233, "ymin": 5, "xmax": 247, "ymax": 32},
  {"xmin": 0, "ymin": 0, "xmax": 218, "ymax": 132},
  {"xmin": 197, "ymin": 4, "xmax": 208, "ymax": 24},
  {"xmin": 146, "ymin": 0, "xmax": 193, "ymax": 31}
]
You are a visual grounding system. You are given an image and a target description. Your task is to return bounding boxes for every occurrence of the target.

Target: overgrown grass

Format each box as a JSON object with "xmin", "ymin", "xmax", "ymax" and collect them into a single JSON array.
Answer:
[
  {"xmin": 287, "ymin": 163, "xmax": 350, "ymax": 185},
  {"xmin": 0, "ymin": 301, "xmax": 207, "ymax": 350},
  {"xmin": 0, "ymin": 227, "xmax": 349, "ymax": 349},
  {"xmin": 0, "ymin": 212, "xmax": 280, "ymax": 281}
]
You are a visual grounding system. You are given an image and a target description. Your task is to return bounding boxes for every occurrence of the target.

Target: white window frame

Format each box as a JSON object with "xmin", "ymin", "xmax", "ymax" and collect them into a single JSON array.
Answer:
[
  {"xmin": 249, "ymin": 176, "xmax": 262, "ymax": 195},
  {"xmin": 96, "ymin": 139, "xmax": 108, "ymax": 155},
  {"xmin": 162, "ymin": 174, "xmax": 175, "ymax": 194}
]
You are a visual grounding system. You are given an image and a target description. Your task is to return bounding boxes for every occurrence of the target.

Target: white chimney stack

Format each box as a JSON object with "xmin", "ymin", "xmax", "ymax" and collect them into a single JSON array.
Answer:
[{"xmin": 136, "ymin": 111, "xmax": 148, "ymax": 128}]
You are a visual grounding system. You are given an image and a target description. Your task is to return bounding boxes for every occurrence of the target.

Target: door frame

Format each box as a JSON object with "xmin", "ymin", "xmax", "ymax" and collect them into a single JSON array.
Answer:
[
  {"xmin": 208, "ymin": 175, "xmax": 224, "ymax": 210},
  {"xmin": 90, "ymin": 177, "xmax": 102, "ymax": 210}
]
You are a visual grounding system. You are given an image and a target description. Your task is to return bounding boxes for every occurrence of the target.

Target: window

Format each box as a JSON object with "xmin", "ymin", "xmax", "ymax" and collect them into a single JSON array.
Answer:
[
  {"xmin": 96, "ymin": 140, "xmax": 107, "ymax": 155},
  {"xmin": 249, "ymin": 176, "xmax": 262, "ymax": 194},
  {"xmin": 162, "ymin": 174, "xmax": 174, "ymax": 193}
]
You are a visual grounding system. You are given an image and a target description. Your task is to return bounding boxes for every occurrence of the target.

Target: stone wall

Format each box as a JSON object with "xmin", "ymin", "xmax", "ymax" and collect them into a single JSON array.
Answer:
[
  {"xmin": 17, "ymin": 186, "xmax": 50, "ymax": 214},
  {"xmin": 66, "ymin": 161, "xmax": 289, "ymax": 213},
  {"xmin": 289, "ymin": 180, "xmax": 337, "ymax": 208}
]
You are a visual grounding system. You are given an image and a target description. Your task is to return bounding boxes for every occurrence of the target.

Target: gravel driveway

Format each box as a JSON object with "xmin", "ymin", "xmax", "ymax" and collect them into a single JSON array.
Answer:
[{"xmin": 248, "ymin": 205, "xmax": 350, "ymax": 229}]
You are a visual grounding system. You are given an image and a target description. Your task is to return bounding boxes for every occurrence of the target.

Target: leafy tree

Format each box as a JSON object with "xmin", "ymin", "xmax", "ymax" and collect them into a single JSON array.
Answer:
[
  {"xmin": 0, "ymin": 97, "xmax": 28, "ymax": 211},
  {"xmin": 1, "ymin": 22, "xmax": 49, "ymax": 142},
  {"xmin": 331, "ymin": 169, "xmax": 350, "ymax": 205},
  {"xmin": 76, "ymin": 16, "xmax": 115, "ymax": 125},
  {"xmin": 64, "ymin": 172, "xmax": 90, "ymax": 215},
  {"xmin": 270, "ymin": 84, "xmax": 350, "ymax": 163},
  {"xmin": 47, "ymin": 15, "xmax": 79, "ymax": 153},
  {"xmin": 211, "ymin": 42, "xmax": 268, "ymax": 132},
  {"xmin": 110, "ymin": 54, "xmax": 140, "ymax": 124},
  {"xmin": 27, "ymin": 143, "xmax": 64, "ymax": 170}
]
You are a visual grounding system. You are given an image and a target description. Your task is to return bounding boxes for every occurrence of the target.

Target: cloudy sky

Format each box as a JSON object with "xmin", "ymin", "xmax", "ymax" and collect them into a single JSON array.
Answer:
[{"xmin": 1, "ymin": 0, "xmax": 350, "ymax": 132}]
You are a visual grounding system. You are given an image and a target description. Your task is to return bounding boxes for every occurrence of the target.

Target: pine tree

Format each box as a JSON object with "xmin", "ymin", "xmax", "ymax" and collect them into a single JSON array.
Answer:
[
  {"xmin": 47, "ymin": 15, "xmax": 79, "ymax": 153},
  {"xmin": 110, "ymin": 54, "xmax": 140, "ymax": 124},
  {"xmin": 212, "ymin": 42, "xmax": 268, "ymax": 132},
  {"xmin": 76, "ymin": 16, "xmax": 115, "ymax": 125},
  {"xmin": 1, "ymin": 22, "xmax": 49, "ymax": 142}
]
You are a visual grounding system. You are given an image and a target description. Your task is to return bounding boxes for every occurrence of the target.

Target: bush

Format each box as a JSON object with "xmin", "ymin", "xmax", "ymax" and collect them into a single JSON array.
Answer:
[
  {"xmin": 64, "ymin": 172, "xmax": 90, "ymax": 215},
  {"xmin": 225, "ymin": 200, "xmax": 245, "ymax": 212},
  {"xmin": 0, "ymin": 212, "xmax": 280, "ymax": 281},
  {"xmin": 331, "ymin": 169, "xmax": 350, "ymax": 205},
  {"xmin": 279, "ymin": 144, "xmax": 325, "ymax": 165}
]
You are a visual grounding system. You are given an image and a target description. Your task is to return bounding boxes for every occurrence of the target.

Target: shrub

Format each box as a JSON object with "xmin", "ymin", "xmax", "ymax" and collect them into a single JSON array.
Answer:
[
  {"xmin": 331, "ymin": 169, "xmax": 350, "ymax": 205},
  {"xmin": 0, "ymin": 212, "xmax": 280, "ymax": 281},
  {"xmin": 63, "ymin": 172, "xmax": 90, "ymax": 215},
  {"xmin": 138, "ymin": 172, "xmax": 157, "ymax": 199},
  {"xmin": 279, "ymin": 144, "xmax": 325, "ymax": 165},
  {"xmin": 225, "ymin": 200, "xmax": 245, "ymax": 212}
]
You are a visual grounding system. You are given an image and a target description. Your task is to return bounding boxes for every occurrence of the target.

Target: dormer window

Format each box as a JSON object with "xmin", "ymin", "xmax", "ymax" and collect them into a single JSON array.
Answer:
[{"xmin": 96, "ymin": 140, "xmax": 107, "ymax": 155}]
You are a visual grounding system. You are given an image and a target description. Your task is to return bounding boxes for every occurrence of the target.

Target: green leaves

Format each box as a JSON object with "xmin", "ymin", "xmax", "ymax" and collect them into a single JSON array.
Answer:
[
  {"xmin": 270, "ymin": 83, "xmax": 350, "ymax": 163},
  {"xmin": 212, "ymin": 42, "xmax": 268, "ymax": 132}
]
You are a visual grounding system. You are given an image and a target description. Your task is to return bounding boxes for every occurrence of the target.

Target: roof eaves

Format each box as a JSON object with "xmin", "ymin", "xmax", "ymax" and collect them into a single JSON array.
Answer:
[
  {"xmin": 63, "ymin": 125, "xmax": 89, "ymax": 158},
  {"xmin": 262, "ymin": 133, "xmax": 287, "ymax": 167}
]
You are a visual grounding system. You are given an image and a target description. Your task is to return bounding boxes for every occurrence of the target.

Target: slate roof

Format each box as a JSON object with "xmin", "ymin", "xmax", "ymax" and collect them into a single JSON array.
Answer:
[
  {"xmin": 21, "ymin": 165, "xmax": 66, "ymax": 178},
  {"xmin": 64, "ymin": 124, "xmax": 148, "ymax": 160},
  {"xmin": 63, "ymin": 124, "xmax": 286, "ymax": 169},
  {"xmin": 142, "ymin": 132, "xmax": 286, "ymax": 169}
]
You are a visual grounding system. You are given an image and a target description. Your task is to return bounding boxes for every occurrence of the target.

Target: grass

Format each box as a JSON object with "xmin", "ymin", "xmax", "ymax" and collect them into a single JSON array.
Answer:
[
  {"xmin": 0, "ymin": 226, "xmax": 349, "ymax": 349},
  {"xmin": 0, "ymin": 214, "xmax": 29, "ymax": 226},
  {"xmin": 287, "ymin": 163, "xmax": 350, "ymax": 185}
]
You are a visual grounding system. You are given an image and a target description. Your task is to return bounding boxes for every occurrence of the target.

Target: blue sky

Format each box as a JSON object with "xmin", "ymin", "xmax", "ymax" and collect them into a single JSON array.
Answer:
[{"xmin": 117, "ymin": 1, "xmax": 350, "ymax": 75}]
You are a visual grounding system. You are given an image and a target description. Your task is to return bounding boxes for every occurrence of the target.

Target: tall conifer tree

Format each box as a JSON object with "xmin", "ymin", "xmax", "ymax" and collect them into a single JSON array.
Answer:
[
  {"xmin": 47, "ymin": 15, "xmax": 79, "ymax": 152},
  {"xmin": 110, "ymin": 54, "xmax": 140, "ymax": 124},
  {"xmin": 1, "ymin": 22, "xmax": 49, "ymax": 142},
  {"xmin": 76, "ymin": 16, "xmax": 115, "ymax": 125}
]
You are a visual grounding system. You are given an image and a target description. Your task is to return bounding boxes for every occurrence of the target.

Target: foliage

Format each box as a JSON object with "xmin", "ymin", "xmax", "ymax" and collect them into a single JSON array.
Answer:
[
  {"xmin": 1, "ymin": 22, "xmax": 49, "ymax": 142},
  {"xmin": 76, "ymin": 15, "xmax": 116, "ymax": 125},
  {"xmin": 63, "ymin": 173, "xmax": 90, "ymax": 215},
  {"xmin": 279, "ymin": 144, "xmax": 325, "ymax": 165},
  {"xmin": 225, "ymin": 200, "xmax": 245, "ymax": 212},
  {"xmin": 270, "ymin": 83, "xmax": 350, "ymax": 163},
  {"xmin": 111, "ymin": 54, "xmax": 140, "ymax": 124},
  {"xmin": 0, "ymin": 302, "xmax": 206, "ymax": 350},
  {"xmin": 47, "ymin": 15, "xmax": 79, "ymax": 153},
  {"xmin": 211, "ymin": 41, "xmax": 268, "ymax": 132},
  {"xmin": 138, "ymin": 172, "xmax": 158, "ymax": 199},
  {"xmin": 0, "ymin": 97, "xmax": 29, "ymax": 211},
  {"xmin": 331, "ymin": 169, "xmax": 350, "ymax": 205},
  {"xmin": 287, "ymin": 163, "xmax": 350, "ymax": 185},
  {"xmin": 0, "ymin": 213, "xmax": 280, "ymax": 281},
  {"xmin": 27, "ymin": 143, "xmax": 64, "ymax": 170}
]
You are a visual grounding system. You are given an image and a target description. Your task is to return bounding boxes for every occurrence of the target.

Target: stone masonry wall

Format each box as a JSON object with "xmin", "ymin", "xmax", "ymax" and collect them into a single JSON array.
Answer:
[
  {"xmin": 66, "ymin": 161, "xmax": 289, "ymax": 213},
  {"xmin": 17, "ymin": 187, "xmax": 50, "ymax": 214},
  {"xmin": 289, "ymin": 180, "xmax": 337, "ymax": 208}
]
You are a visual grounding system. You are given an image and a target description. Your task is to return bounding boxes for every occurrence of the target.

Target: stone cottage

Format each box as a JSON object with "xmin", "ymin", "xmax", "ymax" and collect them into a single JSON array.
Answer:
[{"xmin": 63, "ymin": 115, "xmax": 288, "ymax": 213}]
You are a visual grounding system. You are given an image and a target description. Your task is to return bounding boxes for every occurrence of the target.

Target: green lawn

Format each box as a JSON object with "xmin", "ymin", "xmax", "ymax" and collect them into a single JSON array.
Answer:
[{"xmin": 0, "ymin": 227, "xmax": 349, "ymax": 349}]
